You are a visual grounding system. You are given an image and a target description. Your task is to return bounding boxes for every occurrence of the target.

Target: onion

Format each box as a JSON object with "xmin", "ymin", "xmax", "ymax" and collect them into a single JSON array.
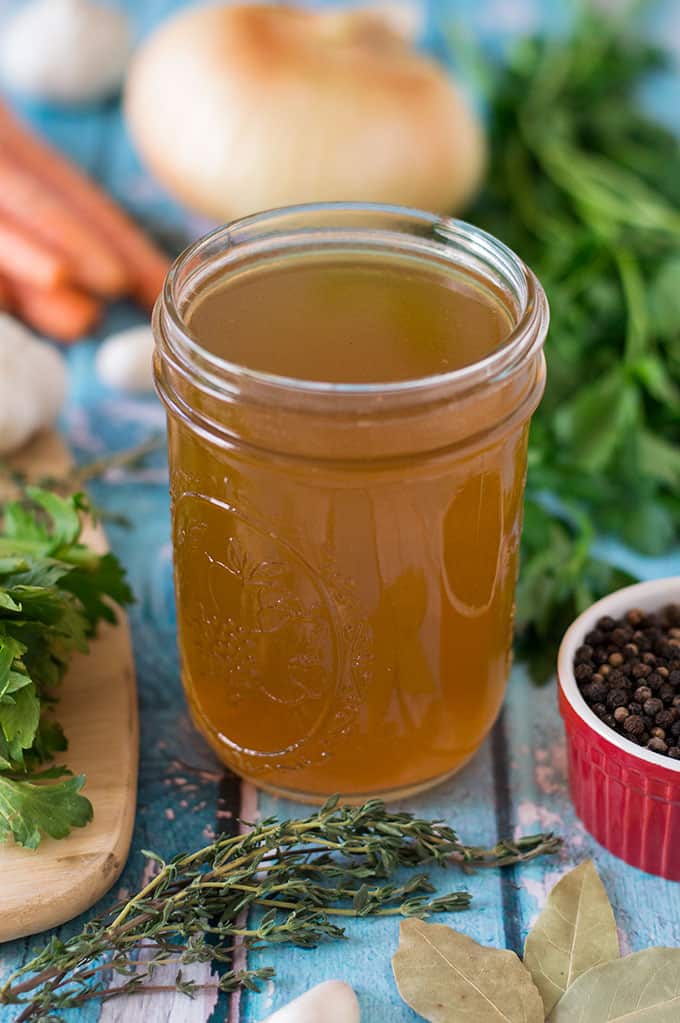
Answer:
[{"xmin": 124, "ymin": 3, "xmax": 485, "ymax": 222}]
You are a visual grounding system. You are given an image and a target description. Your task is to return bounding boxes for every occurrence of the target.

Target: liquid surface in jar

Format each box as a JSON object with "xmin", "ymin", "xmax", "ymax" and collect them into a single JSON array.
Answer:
[
  {"xmin": 186, "ymin": 253, "xmax": 511, "ymax": 383},
  {"xmin": 171, "ymin": 251, "xmax": 530, "ymax": 801}
]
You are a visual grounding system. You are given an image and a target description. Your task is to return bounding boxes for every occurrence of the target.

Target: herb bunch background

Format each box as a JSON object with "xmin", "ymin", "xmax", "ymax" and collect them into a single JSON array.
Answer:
[{"xmin": 467, "ymin": 6, "xmax": 680, "ymax": 680}]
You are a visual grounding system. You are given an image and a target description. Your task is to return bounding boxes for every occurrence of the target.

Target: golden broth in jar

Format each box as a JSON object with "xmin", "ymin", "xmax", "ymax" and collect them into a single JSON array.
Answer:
[{"xmin": 154, "ymin": 205, "xmax": 548, "ymax": 802}]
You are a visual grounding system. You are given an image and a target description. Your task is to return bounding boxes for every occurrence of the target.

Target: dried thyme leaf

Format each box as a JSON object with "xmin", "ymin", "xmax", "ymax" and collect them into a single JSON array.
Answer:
[
  {"xmin": 524, "ymin": 860, "xmax": 619, "ymax": 1014},
  {"xmin": 548, "ymin": 948, "xmax": 680, "ymax": 1022},
  {"xmin": 392, "ymin": 918, "xmax": 544, "ymax": 1022}
]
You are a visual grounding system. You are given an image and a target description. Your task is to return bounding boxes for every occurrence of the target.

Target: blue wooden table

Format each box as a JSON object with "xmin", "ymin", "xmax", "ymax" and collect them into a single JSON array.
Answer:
[{"xmin": 1, "ymin": 2, "xmax": 680, "ymax": 1021}]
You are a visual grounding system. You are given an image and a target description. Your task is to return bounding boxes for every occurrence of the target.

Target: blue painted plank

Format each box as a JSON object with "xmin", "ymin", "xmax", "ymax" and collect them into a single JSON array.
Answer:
[{"xmin": 241, "ymin": 735, "xmax": 511, "ymax": 1023}]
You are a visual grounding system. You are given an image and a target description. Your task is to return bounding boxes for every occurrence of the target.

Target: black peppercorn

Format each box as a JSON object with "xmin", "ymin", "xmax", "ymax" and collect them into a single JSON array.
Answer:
[
  {"xmin": 610, "ymin": 627, "xmax": 630, "ymax": 646},
  {"xmin": 634, "ymin": 685, "xmax": 653, "ymax": 703},
  {"xmin": 607, "ymin": 688, "xmax": 628, "ymax": 709},
  {"xmin": 575, "ymin": 604, "xmax": 680, "ymax": 761},
  {"xmin": 575, "ymin": 663, "xmax": 594, "ymax": 683},
  {"xmin": 656, "ymin": 709, "xmax": 677, "ymax": 730},
  {"xmin": 665, "ymin": 604, "xmax": 680, "ymax": 626},
  {"xmin": 659, "ymin": 682, "xmax": 676, "ymax": 704},
  {"xmin": 623, "ymin": 715, "xmax": 645, "ymax": 737},
  {"xmin": 588, "ymin": 680, "xmax": 608, "ymax": 703},
  {"xmin": 643, "ymin": 697, "xmax": 664, "ymax": 717}
]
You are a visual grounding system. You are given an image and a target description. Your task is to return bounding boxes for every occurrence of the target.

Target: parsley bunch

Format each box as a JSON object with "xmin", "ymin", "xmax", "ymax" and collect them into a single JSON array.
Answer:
[
  {"xmin": 466, "ymin": 4, "xmax": 680, "ymax": 679},
  {"xmin": 0, "ymin": 488, "xmax": 132, "ymax": 848}
]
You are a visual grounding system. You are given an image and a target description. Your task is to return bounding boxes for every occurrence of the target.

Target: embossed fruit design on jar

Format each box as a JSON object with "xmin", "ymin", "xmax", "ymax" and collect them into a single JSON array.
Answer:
[{"xmin": 154, "ymin": 204, "xmax": 548, "ymax": 802}]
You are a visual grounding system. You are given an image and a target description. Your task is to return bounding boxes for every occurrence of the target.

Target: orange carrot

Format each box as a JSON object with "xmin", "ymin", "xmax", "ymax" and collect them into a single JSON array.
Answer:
[
  {"xmin": 0, "ymin": 215, "xmax": 69, "ymax": 289},
  {"xmin": 0, "ymin": 152, "xmax": 129, "ymax": 299},
  {"xmin": 0, "ymin": 274, "xmax": 13, "ymax": 312},
  {"xmin": 12, "ymin": 280, "xmax": 101, "ymax": 343},
  {"xmin": 0, "ymin": 104, "xmax": 170, "ymax": 310}
]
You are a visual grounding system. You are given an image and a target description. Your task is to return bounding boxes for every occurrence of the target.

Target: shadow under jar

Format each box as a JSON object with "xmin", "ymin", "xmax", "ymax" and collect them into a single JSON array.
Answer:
[{"xmin": 154, "ymin": 203, "xmax": 549, "ymax": 803}]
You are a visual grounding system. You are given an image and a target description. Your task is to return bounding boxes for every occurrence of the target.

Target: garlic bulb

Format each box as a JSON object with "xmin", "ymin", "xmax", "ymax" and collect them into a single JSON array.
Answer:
[
  {"xmin": 125, "ymin": 4, "xmax": 485, "ymax": 222},
  {"xmin": 261, "ymin": 980, "xmax": 360, "ymax": 1023},
  {"xmin": 95, "ymin": 325, "xmax": 154, "ymax": 393},
  {"xmin": 0, "ymin": 315, "xmax": 66, "ymax": 456},
  {"xmin": 1, "ymin": 0, "xmax": 132, "ymax": 105}
]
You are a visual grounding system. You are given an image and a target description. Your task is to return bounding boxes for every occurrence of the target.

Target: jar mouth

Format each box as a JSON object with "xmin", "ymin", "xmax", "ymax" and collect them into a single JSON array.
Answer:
[{"xmin": 158, "ymin": 202, "xmax": 548, "ymax": 407}]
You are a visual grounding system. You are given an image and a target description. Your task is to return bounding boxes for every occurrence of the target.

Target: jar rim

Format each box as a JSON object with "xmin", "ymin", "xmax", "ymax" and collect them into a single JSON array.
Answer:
[{"xmin": 157, "ymin": 201, "xmax": 548, "ymax": 407}]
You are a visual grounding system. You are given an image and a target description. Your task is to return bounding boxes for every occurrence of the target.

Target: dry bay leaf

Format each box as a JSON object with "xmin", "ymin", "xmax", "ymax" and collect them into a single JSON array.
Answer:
[
  {"xmin": 524, "ymin": 859, "xmax": 619, "ymax": 1014},
  {"xmin": 548, "ymin": 948, "xmax": 680, "ymax": 1021},
  {"xmin": 392, "ymin": 918, "xmax": 544, "ymax": 1022}
]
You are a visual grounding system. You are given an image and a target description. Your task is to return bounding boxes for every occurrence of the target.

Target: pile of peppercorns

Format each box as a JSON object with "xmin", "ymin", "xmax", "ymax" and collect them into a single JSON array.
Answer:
[{"xmin": 574, "ymin": 603, "xmax": 680, "ymax": 759}]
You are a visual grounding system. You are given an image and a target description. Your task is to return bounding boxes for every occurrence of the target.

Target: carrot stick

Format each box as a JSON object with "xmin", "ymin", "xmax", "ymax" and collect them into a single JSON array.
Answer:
[
  {"xmin": 0, "ymin": 104, "xmax": 170, "ymax": 310},
  {"xmin": 0, "ymin": 152, "xmax": 129, "ymax": 299},
  {"xmin": 0, "ymin": 215, "xmax": 69, "ymax": 289},
  {"xmin": 11, "ymin": 281, "xmax": 101, "ymax": 343},
  {"xmin": 0, "ymin": 274, "xmax": 13, "ymax": 312}
]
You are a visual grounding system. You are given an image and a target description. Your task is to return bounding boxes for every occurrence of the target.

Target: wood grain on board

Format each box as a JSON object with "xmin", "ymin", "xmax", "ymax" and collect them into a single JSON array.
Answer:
[{"xmin": 0, "ymin": 431, "xmax": 138, "ymax": 943}]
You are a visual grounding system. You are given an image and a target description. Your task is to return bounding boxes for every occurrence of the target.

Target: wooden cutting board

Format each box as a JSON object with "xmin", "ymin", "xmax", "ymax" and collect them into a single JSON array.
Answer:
[{"xmin": 0, "ymin": 431, "xmax": 139, "ymax": 942}]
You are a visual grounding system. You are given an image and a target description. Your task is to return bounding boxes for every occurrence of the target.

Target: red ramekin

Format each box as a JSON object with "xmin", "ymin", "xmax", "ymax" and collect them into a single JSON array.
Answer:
[{"xmin": 558, "ymin": 576, "xmax": 680, "ymax": 881}]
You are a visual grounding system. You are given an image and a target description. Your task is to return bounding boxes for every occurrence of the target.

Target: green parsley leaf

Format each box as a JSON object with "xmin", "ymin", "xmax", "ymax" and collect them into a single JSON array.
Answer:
[{"xmin": 0, "ymin": 773, "xmax": 92, "ymax": 849}]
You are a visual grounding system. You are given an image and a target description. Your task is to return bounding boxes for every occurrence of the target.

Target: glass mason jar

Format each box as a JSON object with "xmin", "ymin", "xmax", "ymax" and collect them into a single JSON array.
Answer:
[{"xmin": 154, "ymin": 203, "xmax": 548, "ymax": 803}]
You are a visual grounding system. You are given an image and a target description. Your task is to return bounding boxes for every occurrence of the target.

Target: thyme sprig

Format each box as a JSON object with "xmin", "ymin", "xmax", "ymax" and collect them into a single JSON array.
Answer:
[{"xmin": 1, "ymin": 798, "xmax": 560, "ymax": 1020}]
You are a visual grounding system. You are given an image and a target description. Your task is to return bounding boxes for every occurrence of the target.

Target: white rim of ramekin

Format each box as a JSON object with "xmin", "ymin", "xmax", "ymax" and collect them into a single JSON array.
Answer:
[{"xmin": 557, "ymin": 576, "xmax": 680, "ymax": 772}]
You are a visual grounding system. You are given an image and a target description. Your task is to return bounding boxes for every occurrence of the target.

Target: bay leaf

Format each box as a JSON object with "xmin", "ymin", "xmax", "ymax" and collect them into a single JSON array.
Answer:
[
  {"xmin": 548, "ymin": 948, "xmax": 680, "ymax": 1022},
  {"xmin": 392, "ymin": 918, "xmax": 544, "ymax": 1022},
  {"xmin": 524, "ymin": 859, "xmax": 619, "ymax": 1014}
]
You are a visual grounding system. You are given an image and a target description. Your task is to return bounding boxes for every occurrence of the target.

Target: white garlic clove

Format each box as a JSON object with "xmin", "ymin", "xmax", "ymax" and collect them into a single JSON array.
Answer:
[
  {"xmin": 96, "ymin": 325, "xmax": 155, "ymax": 394},
  {"xmin": 0, "ymin": 314, "xmax": 66, "ymax": 456},
  {"xmin": 1, "ymin": 0, "xmax": 132, "ymax": 105},
  {"xmin": 260, "ymin": 980, "xmax": 360, "ymax": 1023}
]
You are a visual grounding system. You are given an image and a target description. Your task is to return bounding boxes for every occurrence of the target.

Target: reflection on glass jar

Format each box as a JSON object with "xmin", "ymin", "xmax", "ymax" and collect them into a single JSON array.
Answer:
[{"xmin": 154, "ymin": 204, "xmax": 548, "ymax": 802}]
